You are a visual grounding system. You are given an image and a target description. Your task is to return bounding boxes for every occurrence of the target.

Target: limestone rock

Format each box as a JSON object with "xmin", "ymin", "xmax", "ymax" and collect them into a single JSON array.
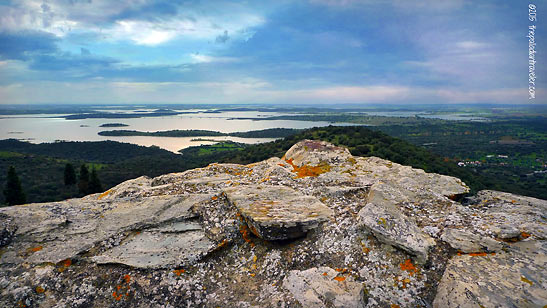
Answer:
[
  {"xmin": 441, "ymin": 229, "xmax": 504, "ymax": 253},
  {"xmin": 224, "ymin": 185, "xmax": 333, "ymax": 240},
  {"xmin": 358, "ymin": 201, "xmax": 435, "ymax": 264},
  {"xmin": 283, "ymin": 267, "xmax": 367, "ymax": 308}
]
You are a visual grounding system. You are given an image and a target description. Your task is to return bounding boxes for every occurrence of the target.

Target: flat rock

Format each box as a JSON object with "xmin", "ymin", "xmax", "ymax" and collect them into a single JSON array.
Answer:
[
  {"xmin": 283, "ymin": 267, "xmax": 367, "ymax": 308},
  {"xmin": 91, "ymin": 230, "xmax": 214, "ymax": 269},
  {"xmin": 224, "ymin": 185, "xmax": 333, "ymax": 240}
]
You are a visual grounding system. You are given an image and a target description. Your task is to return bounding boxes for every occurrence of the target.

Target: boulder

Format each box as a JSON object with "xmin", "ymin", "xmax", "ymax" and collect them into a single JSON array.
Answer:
[{"xmin": 224, "ymin": 185, "xmax": 333, "ymax": 240}]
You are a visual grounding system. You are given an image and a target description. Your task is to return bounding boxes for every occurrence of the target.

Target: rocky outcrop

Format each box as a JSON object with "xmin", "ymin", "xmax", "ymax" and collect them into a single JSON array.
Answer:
[{"xmin": 0, "ymin": 140, "xmax": 545, "ymax": 308}]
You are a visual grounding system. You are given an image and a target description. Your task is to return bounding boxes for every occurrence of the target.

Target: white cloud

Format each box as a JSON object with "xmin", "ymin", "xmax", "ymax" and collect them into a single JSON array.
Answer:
[
  {"xmin": 0, "ymin": 0, "xmax": 265, "ymax": 46},
  {"xmin": 190, "ymin": 54, "xmax": 240, "ymax": 63}
]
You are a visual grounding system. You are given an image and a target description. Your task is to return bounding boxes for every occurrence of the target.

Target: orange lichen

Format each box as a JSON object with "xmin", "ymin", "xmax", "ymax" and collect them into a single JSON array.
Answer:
[
  {"xmin": 521, "ymin": 232, "xmax": 531, "ymax": 239},
  {"xmin": 249, "ymin": 273, "xmax": 256, "ymax": 277},
  {"xmin": 333, "ymin": 276, "xmax": 346, "ymax": 282},
  {"xmin": 112, "ymin": 274, "xmax": 132, "ymax": 301},
  {"xmin": 285, "ymin": 158, "xmax": 331, "ymax": 178},
  {"xmin": 27, "ymin": 246, "xmax": 43, "ymax": 253},
  {"xmin": 399, "ymin": 259, "xmax": 417, "ymax": 276},
  {"xmin": 61, "ymin": 259, "xmax": 72, "ymax": 267},
  {"xmin": 216, "ymin": 239, "xmax": 229, "ymax": 249},
  {"xmin": 97, "ymin": 189, "xmax": 111, "ymax": 200},
  {"xmin": 391, "ymin": 304, "xmax": 401, "ymax": 308},
  {"xmin": 211, "ymin": 196, "xmax": 218, "ymax": 201},
  {"xmin": 468, "ymin": 252, "xmax": 488, "ymax": 257},
  {"xmin": 35, "ymin": 286, "xmax": 45, "ymax": 293},
  {"xmin": 173, "ymin": 269, "xmax": 185, "ymax": 276},
  {"xmin": 239, "ymin": 224, "xmax": 255, "ymax": 247},
  {"xmin": 322, "ymin": 272, "xmax": 328, "ymax": 276},
  {"xmin": 458, "ymin": 251, "xmax": 495, "ymax": 257}
]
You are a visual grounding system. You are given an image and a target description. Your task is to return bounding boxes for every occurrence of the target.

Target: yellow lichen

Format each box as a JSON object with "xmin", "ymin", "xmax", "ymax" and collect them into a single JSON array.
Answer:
[
  {"xmin": 35, "ymin": 286, "xmax": 45, "ymax": 293},
  {"xmin": 378, "ymin": 218, "xmax": 387, "ymax": 226},
  {"xmin": 521, "ymin": 276, "xmax": 533, "ymax": 286}
]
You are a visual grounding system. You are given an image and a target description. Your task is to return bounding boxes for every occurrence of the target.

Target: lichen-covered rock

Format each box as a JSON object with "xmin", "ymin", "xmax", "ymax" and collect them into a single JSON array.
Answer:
[
  {"xmin": 433, "ymin": 190, "xmax": 547, "ymax": 308},
  {"xmin": 441, "ymin": 229, "xmax": 504, "ymax": 253},
  {"xmin": 0, "ymin": 213, "xmax": 16, "ymax": 247},
  {"xmin": 224, "ymin": 185, "xmax": 333, "ymax": 240},
  {"xmin": 433, "ymin": 243, "xmax": 547, "ymax": 308},
  {"xmin": 358, "ymin": 201, "xmax": 435, "ymax": 264},
  {"xmin": 0, "ymin": 140, "xmax": 544, "ymax": 308},
  {"xmin": 283, "ymin": 267, "xmax": 367, "ymax": 308},
  {"xmin": 91, "ymin": 228, "xmax": 215, "ymax": 269}
]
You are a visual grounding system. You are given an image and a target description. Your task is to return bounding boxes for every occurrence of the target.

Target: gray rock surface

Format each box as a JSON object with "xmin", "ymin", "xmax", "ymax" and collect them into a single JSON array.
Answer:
[
  {"xmin": 441, "ymin": 228, "xmax": 504, "ymax": 253},
  {"xmin": 224, "ymin": 185, "xmax": 333, "ymax": 240},
  {"xmin": 283, "ymin": 267, "xmax": 367, "ymax": 308},
  {"xmin": 434, "ymin": 190, "xmax": 547, "ymax": 308},
  {"xmin": 358, "ymin": 201, "xmax": 435, "ymax": 264},
  {"xmin": 0, "ymin": 140, "xmax": 545, "ymax": 308}
]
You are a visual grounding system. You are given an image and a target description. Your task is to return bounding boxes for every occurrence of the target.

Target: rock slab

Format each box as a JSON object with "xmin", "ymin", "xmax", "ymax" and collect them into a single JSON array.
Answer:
[{"xmin": 224, "ymin": 185, "xmax": 333, "ymax": 240}]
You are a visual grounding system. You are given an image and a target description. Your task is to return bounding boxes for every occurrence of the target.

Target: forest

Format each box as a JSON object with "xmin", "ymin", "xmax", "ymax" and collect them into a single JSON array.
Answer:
[{"xmin": 1, "ymin": 122, "xmax": 546, "ymax": 205}]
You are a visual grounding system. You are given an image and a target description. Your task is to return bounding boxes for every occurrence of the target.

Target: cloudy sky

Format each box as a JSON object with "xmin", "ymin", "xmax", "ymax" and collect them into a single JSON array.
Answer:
[{"xmin": 0, "ymin": 0, "xmax": 544, "ymax": 105}]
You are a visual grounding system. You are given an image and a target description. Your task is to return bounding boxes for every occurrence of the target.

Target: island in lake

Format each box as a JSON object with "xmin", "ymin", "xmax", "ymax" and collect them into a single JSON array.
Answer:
[{"xmin": 99, "ymin": 123, "xmax": 130, "ymax": 128}]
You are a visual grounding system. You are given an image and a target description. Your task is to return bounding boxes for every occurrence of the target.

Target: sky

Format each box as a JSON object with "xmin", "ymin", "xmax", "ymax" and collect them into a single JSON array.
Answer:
[{"xmin": 0, "ymin": 0, "xmax": 545, "ymax": 105}]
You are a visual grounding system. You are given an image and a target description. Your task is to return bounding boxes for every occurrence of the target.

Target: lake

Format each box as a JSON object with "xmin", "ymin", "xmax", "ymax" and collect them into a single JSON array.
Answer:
[{"xmin": 0, "ymin": 111, "xmax": 338, "ymax": 153}]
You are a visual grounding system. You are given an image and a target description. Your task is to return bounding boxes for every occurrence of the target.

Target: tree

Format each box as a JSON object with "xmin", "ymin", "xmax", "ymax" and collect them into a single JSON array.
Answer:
[
  {"xmin": 88, "ymin": 168, "xmax": 103, "ymax": 194},
  {"xmin": 64, "ymin": 163, "xmax": 76, "ymax": 186},
  {"xmin": 3, "ymin": 166, "xmax": 26, "ymax": 206},
  {"xmin": 78, "ymin": 164, "xmax": 89, "ymax": 195}
]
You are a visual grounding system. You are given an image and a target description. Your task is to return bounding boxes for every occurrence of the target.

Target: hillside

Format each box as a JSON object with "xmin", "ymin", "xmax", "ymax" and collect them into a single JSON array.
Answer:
[{"xmin": 1, "ymin": 140, "xmax": 545, "ymax": 307}]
